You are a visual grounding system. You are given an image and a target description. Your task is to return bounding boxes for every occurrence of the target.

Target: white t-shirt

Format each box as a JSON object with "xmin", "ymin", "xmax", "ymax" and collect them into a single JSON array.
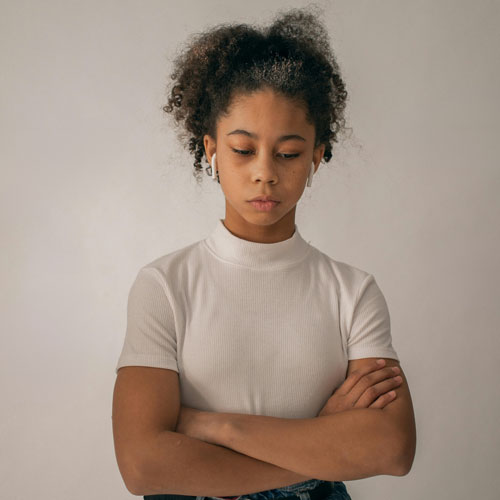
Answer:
[{"xmin": 115, "ymin": 218, "xmax": 399, "ymax": 418}]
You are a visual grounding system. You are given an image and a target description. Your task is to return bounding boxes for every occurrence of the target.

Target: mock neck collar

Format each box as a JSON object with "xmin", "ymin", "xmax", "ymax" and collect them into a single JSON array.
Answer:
[{"xmin": 203, "ymin": 219, "xmax": 311, "ymax": 270}]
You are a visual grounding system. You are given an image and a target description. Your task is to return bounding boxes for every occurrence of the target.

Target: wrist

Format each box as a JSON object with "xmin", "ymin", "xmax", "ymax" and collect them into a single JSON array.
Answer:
[{"xmin": 200, "ymin": 410, "xmax": 234, "ymax": 447}]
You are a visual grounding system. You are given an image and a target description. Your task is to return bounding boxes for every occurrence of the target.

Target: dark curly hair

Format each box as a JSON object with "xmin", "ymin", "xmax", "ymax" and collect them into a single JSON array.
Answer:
[{"xmin": 163, "ymin": 5, "xmax": 349, "ymax": 185}]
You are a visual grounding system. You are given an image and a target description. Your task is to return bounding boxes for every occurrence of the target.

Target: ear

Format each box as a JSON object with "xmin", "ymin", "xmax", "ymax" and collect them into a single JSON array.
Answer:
[
  {"xmin": 312, "ymin": 143, "xmax": 326, "ymax": 173},
  {"xmin": 203, "ymin": 134, "xmax": 216, "ymax": 163}
]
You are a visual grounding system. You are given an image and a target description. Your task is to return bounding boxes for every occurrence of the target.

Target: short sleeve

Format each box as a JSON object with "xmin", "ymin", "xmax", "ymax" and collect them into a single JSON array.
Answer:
[
  {"xmin": 115, "ymin": 267, "xmax": 179, "ymax": 374},
  {"xmin": 347, "ymin": 273, "xmax": 399, "ymax": 361}
]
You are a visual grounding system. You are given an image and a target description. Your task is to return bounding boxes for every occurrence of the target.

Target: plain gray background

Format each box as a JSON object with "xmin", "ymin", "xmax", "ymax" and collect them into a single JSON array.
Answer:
[{"xmin": 1, "ymin": 0, "xmax": 499, "ymax": 498}]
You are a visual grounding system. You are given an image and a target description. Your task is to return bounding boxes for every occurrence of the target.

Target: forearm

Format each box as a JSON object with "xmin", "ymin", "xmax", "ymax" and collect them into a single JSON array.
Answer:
[
  {"xmin": 135, "ymin": 430, "xmax": 314, "ymax": 496},
  {"xmin": 213, "ymin": 408, "xmax": 403, "ymax": 481}
]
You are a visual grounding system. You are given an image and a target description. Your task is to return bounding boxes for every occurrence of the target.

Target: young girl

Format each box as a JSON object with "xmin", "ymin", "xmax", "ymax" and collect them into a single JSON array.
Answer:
[{"xmin": 112, "ymin": 6, "xmax": 416, "ymax": 500}]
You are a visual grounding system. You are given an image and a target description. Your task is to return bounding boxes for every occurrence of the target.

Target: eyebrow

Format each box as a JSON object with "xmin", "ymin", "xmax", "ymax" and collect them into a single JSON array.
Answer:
[{"xmin": 226, "ymin": 129, "xmax": 306, "ymax": 142}]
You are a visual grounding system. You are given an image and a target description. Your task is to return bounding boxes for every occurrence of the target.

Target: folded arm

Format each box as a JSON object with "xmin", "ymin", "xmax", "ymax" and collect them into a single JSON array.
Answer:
[
  {"xmin": 193, "ymin": 358, "xmax": 416, "ymax": 481},
  {"xmin": 113, "ymin": 366, "xmax": 313, "ymax": 497},
  {"xmin": 137, "ymin": 429, "xmax": 314, "ymax": 496}
]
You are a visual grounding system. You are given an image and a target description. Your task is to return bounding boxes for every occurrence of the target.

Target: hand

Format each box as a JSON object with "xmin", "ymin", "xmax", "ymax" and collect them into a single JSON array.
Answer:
[
  {"xmin": 317, "ymin": 359, "xmax": 402, "ymax": 417},
  {"xmin": 175, "ymin": 405, "xmax": 207, "ymax": 440}
]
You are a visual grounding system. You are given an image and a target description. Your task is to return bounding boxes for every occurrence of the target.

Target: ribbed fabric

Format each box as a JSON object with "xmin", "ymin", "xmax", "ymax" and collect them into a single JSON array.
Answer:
[{"xmin": 115, "ymin": 218, "xmax": 399, "ymax": 418}]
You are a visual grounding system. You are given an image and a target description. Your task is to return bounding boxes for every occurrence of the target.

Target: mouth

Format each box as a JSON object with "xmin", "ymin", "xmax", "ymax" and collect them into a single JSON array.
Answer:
[
  {"xmin": 248, "ymin": 200, "xmax": 280, "ymax": 212},
  {"xmin": 248, "ymin": 196, "xmax": 280, "ymax": 202}
]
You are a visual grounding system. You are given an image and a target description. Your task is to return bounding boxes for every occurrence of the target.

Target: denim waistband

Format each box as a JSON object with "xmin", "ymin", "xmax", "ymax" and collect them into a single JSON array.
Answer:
[{"xmin": 144, "ymin": 478, "xmax": 351, "ymax": 500}]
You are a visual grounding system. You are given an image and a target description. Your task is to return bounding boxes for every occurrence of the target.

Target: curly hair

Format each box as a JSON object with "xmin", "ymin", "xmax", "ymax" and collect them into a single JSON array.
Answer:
[{"xmin": 163, "ymin": 5, "xmax": 349, "ymax": 185}]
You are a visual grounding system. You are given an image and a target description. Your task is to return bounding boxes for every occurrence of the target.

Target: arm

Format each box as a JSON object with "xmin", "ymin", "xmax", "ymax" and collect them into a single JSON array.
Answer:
[
  {"xmin": 138, "ymin": 430, "xmax": 314, "ymax": 496},
  {"xmin": 112, "ymin": 366, "xmax": 312, "ymax": 498},
  {"xmin": 189, "ymin": 358, "xmax": 416, "ymax": 481},
  {"xmin": 112, "ymin": 271, "xmax": 313, "ymax": 496}
]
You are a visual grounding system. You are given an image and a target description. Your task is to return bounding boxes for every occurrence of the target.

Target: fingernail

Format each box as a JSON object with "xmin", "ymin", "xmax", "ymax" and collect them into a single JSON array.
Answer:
[{"xmin": 377, "ymin": 359, "xmax": 385, "ymax": 365}]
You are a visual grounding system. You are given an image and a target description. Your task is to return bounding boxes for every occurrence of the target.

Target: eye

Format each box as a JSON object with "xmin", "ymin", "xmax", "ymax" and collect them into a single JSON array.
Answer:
[
  {"xmin": 232, "ymin": 148, "xmax": 252, "ymax": 156},
  {"xmin": 232, "ymin": 149, "xmax": 299, "ymax": 160}
]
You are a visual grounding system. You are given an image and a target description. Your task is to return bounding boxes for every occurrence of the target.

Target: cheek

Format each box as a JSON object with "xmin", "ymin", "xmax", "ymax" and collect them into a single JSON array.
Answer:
[
  {"xmin": 285, "ymin": 166, "xmax": 308, "ymax": 185},
  {"xmin": 219, "ymin": 171, "xmax": 243, "ymax": 197},
  {"xmin": 224, "ymin": 169, "xmax": 249, "ymax": 192}
]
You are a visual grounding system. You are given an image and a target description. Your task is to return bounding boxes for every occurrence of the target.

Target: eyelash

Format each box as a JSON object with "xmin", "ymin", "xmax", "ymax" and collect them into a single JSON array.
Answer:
[{"xmin": 232, "ymin": 148, "xmax": 300, "ymax": 160}]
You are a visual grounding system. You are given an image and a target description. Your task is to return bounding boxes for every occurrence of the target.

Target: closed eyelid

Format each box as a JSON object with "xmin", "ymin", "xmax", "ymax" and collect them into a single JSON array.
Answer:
[
  {"xmin": 231, "ymin": 148, "xmax": 301, "ymax": 156},
  {"xmin": 232, "ymin": 148, "xmax": 299, "ymax": 157}
]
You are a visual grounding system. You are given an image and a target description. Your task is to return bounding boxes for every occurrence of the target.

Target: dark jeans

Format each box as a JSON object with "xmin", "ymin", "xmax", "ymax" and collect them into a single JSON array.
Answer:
[{"xmin": 144, "ymin": 478, "xmax": 351, "ymax": 500}]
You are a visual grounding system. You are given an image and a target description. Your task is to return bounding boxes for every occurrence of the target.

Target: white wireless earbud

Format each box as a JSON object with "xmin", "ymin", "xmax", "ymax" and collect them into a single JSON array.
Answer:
[
  {"xmin": 211, "ymin": 153, "xmax": 217, "ymax": 180},
  {"xmin": 307, "ymin": 162, "xmax": 315, "ymax": 187}
]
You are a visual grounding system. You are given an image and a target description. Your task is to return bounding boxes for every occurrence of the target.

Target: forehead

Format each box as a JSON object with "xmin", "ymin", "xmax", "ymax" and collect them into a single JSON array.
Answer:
[{"xmin": 219, "ymin": 88, "xmax": 312, "ymax": 134}]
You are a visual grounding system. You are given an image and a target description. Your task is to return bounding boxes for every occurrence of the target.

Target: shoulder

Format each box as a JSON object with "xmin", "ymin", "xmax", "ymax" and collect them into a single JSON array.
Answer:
[
  {"xmin": 137, "ymin": 238, "xmax": 205, "ymax": 284},
  {"xmin": 124, "ymin": 238, "xmax": 206, "ymax": 308},
  {"xmin": 307, "ymin": 244, "xmax": 372, "ymax": 293}
]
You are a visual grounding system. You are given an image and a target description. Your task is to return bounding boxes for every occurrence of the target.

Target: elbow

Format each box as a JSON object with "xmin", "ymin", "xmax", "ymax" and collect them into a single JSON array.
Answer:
[
  {"xmin": 116, "ymin": 462, "xmax": 145, "ymax": 496},
  {"xmin": 390, "ymin": 432, "xmax": 416, "ymax": 476},
  {"xmin": 124, "ymin": 442, "xmax": 177, "ymax": 496},
  {"xmin": 116, "ymin": 449, "xmax": 151, "ymax": 496},
  {"xmin": 391, "ymin": 451, "xmax": 414, "ymax": 476},
  {"xmin": 123, "ymin": 456, "xmax": 157, "ymax": 496},
  {"xmin": 121, "ymin": 457, "xmax": 147, "ymax": 496},
  {"xmin": 125, "ymin": 477, "xmax": 144, "ymax": 497},
  {"xmin": 125, "ymin": 462, "xmax": 160, "ymax": 496}
]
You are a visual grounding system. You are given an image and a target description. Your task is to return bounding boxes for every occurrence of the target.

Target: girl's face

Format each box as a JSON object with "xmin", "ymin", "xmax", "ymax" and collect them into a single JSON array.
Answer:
[{"xmin": 203, "ymin": 87, "xmax": 325, "ymax": 243}]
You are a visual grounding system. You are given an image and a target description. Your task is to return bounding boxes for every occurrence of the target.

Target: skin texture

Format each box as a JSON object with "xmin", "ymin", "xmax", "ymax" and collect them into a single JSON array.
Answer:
[
  {"xmin": 203, "ymin": 87, "xmax": 325, "ymax": 243},
  {"xmin": 175, "ymin": 358, "xmax": 416, "ymax": 481}
]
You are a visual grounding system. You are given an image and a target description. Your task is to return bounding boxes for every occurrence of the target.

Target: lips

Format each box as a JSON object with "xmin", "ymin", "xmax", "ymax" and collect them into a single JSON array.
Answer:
[
  {"xmin": 248, "ymin": 199, "xmax": 280, "ymax": 212},
  {"xmin": 248, "ymin": 195, "xmax": 280, "ymax": 202}
]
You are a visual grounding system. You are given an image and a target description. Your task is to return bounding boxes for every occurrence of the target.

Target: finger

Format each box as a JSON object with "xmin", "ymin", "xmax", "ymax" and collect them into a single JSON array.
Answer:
[
  {"xmin": 353, "ymin": 375, "xmax": 403, "ymax": 408},
  {"xmin": 347, "ymin": 365, "xmax": 401, "ymax": 404},
  {"xmin": 336, "ymin": 359, "xmax": 389, "ymax": 396},
  {"xmin": 368, "ymin": 390, "xmax": 397, "ymax": 409},
  {"xmin": 339, "ymin": 364, "xmax": 399, "ymax": 403}
]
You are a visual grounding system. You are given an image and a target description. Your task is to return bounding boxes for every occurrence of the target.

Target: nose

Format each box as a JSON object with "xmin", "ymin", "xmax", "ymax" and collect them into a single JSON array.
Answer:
[{"xmin": 251, "ymin": 153, "xmax": 279, "ymax": 184}]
